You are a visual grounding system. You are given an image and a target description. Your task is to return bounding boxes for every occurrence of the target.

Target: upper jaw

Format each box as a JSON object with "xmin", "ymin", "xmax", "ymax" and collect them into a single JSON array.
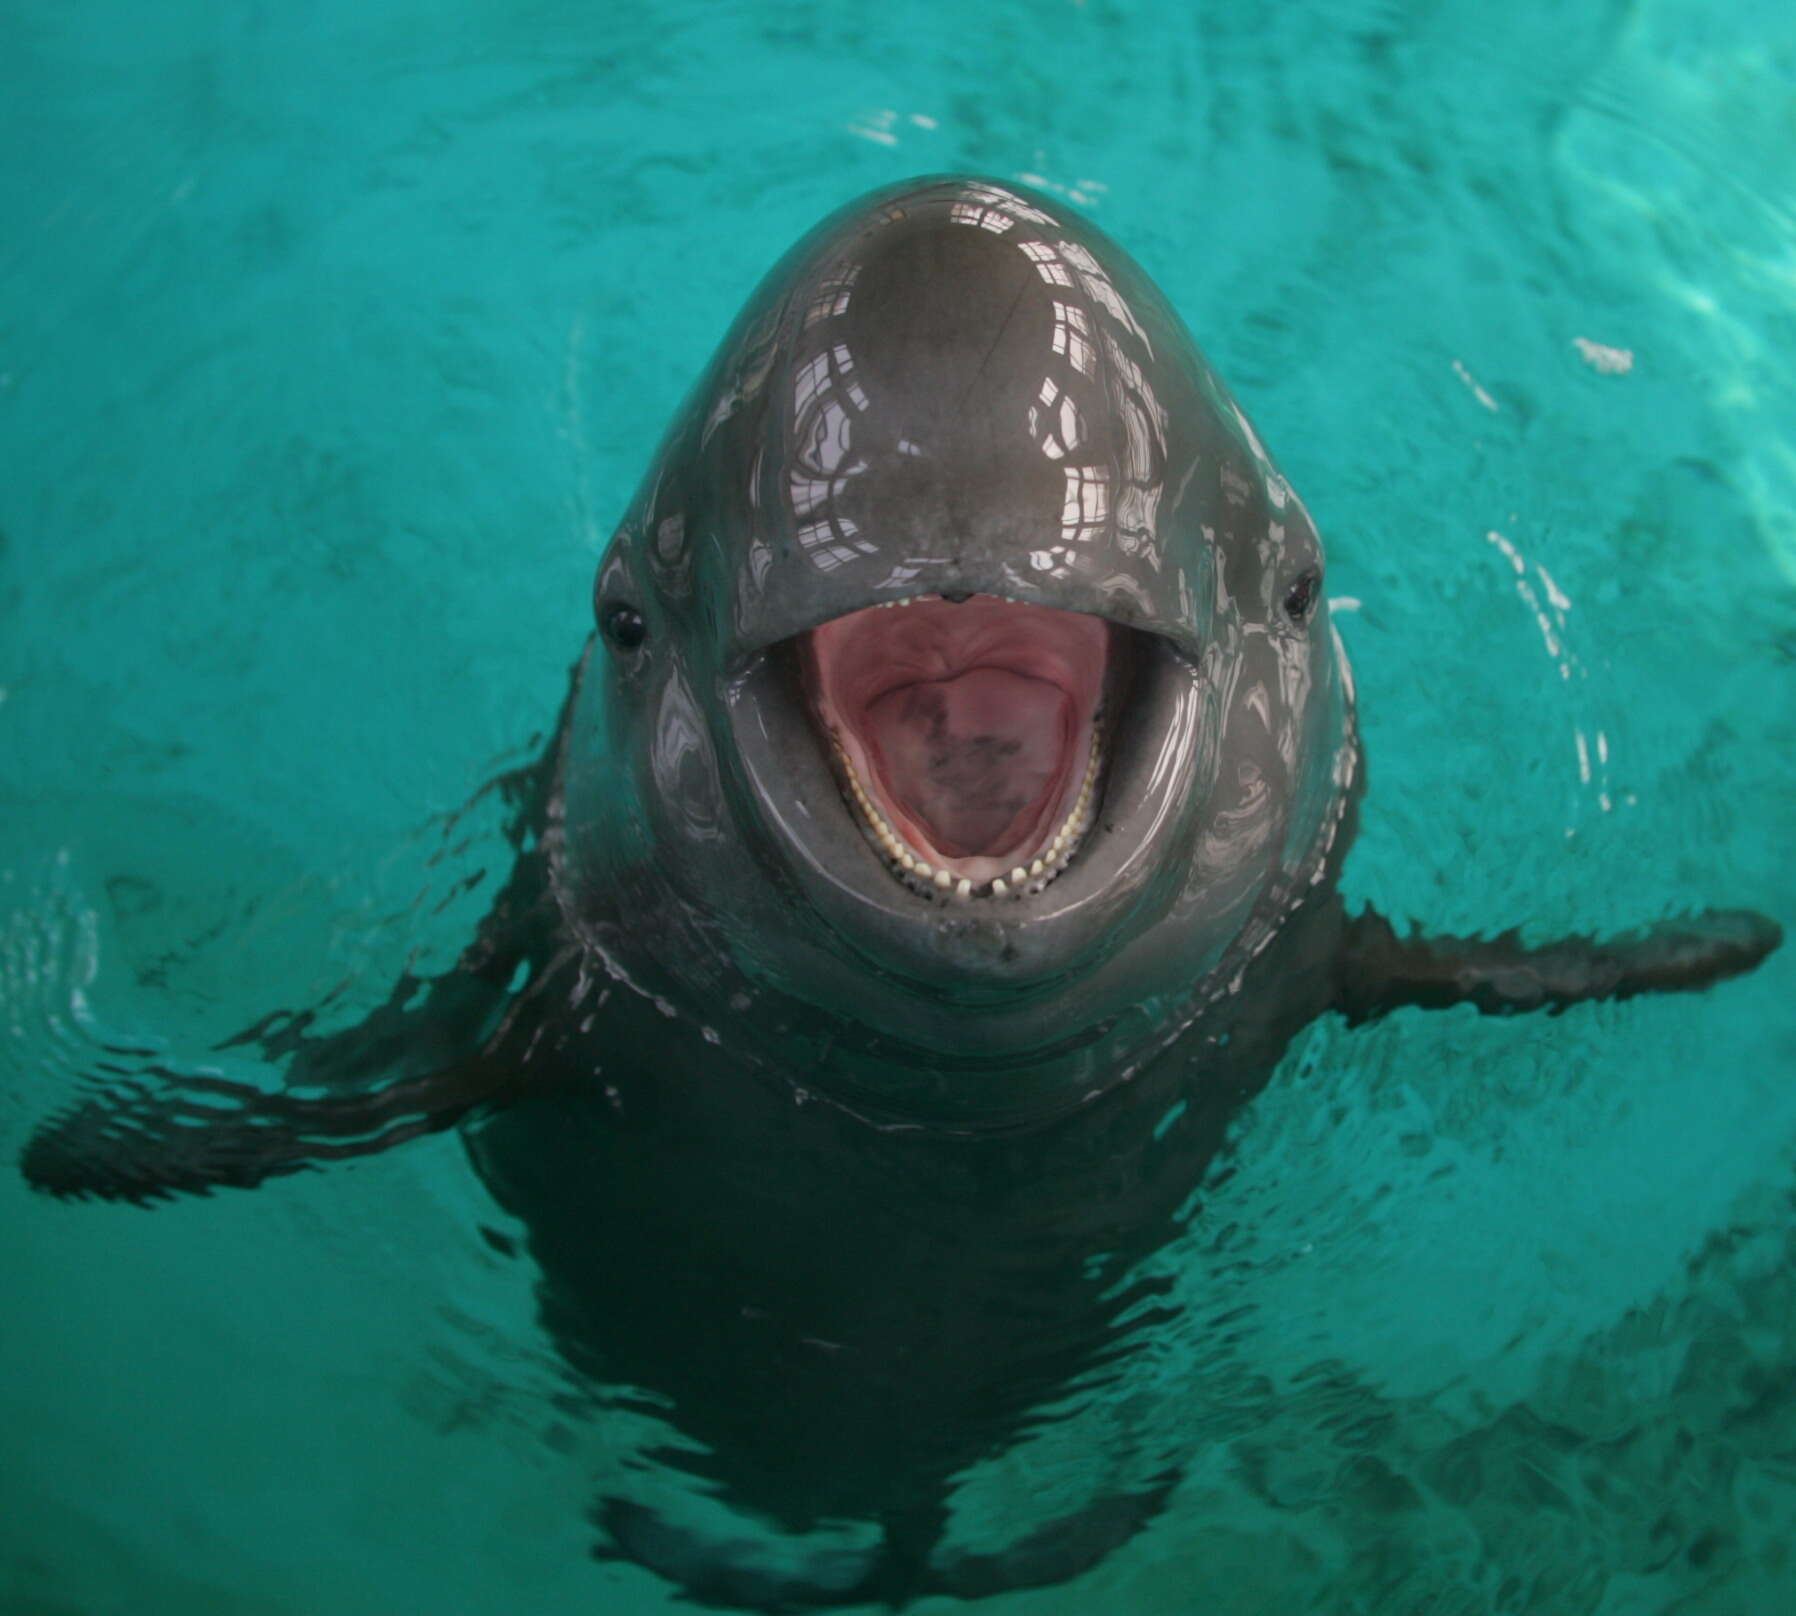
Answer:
[{"xmin": 723, "ymin": 558, "xmax": 1211, "ymax": 679}]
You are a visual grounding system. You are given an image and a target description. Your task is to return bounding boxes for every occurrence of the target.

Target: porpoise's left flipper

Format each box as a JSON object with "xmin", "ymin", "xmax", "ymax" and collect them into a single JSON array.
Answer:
[{"xmin": 1337, "ymin": 906, "xmax": 1783, "ymax": 1024}]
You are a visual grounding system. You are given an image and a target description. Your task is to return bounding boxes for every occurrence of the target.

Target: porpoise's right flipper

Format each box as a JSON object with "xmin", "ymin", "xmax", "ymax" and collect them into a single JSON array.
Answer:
[
  {"xmin": 1337, "ymin": 906, "xmax": 1783, "ymax": 1024},
  {"xmin": 19, "ymin": 889, "xmax": 581, "ymax": 1203},
  {"xmin": 19, "ymin": 660, "xmax": 585, "ymax": 1205},
  {"xmin": 18, "ymin": 980, "xmax": 554, "ymax": 1205}
]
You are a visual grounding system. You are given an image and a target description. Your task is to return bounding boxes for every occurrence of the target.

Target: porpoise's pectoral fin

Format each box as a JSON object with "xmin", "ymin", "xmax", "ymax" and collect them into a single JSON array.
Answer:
[
  {"xmin": 19, "ymin": 1022, "xmax": 524, "ymax": 1206},
  {"xmin": 20, "ymin": 660, "xmax": 585, "ymax": 1205},
  {"xmin": 19, "ymin": 887, "xmax": 575, "ymax": 1204},
  {"xmin": 1337, "ymin": 906, "xmax": 1783, "ymax": 1024}
]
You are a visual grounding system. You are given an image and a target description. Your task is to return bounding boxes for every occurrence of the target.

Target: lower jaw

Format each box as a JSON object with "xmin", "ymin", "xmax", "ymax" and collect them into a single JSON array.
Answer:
[{"xmin": 827, "ymin": 725, "xmax": 1104, "ymax": 902}]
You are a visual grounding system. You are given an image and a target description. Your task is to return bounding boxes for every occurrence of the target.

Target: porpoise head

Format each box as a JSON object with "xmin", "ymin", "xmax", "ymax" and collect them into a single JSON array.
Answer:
[{"xmin": 559, "ymin": 177, "xmax": 1356, "ymax": 1120}]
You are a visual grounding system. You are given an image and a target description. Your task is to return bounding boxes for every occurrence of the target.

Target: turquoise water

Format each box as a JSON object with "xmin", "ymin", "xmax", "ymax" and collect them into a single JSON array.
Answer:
[{"xmin": 3, "ymin": 0, "xmax": 1794, "ymax": 1610}]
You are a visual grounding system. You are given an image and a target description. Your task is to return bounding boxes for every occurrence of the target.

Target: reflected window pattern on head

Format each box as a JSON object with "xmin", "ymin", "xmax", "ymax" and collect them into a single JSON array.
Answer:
[
  {"xmin": 953, "ymin": 181, "xmax": 1059, "ymax": 228},
  {"xmin": 1029, "ymin": 375, "xmax": 1085, "ymax": 462},
  {"xmin": 1060, "ymin": 464, "xmax": 1110, "ymax": 547},
  {"xmin": 787, "ymin": 340, "xmax": 875, "ymax": 575},
  {"xmin": 802, "ymin": 262, "xmax": 860, "ymax": 329},
  {"xmin": 1104, "ymin": 332, "xmax": 1170, "ymax": 560},
  {"xmin": 1051, "ymin": 300, "xmax": 1096, "ymax": 378},
  {"xmin": 1058, "ymin": 239, "xmax": 1154, "ymax": 356},
  {"xmin": 949, "ymin": 200, "xmax": 1015, "ymax": 235}
]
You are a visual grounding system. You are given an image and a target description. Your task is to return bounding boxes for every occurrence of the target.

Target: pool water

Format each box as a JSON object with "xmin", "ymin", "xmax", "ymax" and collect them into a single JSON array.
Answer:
[{"xmin": 3, "ymin": 0, "xmax": 1793, "ymax": 1611}]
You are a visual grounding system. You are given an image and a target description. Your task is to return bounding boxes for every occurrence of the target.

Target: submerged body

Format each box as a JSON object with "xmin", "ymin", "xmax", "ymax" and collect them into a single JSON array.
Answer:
[
  {"xmin": 22, "ymin": 178, "xmax": 1779, "ymax": 1607},
  {"xmin": 465, "ymin": 836, "xmax": 1348, "ymax": 1599}
]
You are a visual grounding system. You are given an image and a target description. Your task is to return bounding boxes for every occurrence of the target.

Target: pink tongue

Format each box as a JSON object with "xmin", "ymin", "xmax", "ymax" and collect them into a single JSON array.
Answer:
[{"xmin": 865, "ymin": 668, "xmax": 1070, "ymax": 857}]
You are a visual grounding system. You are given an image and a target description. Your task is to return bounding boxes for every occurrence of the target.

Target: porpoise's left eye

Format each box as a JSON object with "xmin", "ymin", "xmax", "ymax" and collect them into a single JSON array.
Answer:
[{"xmin": 1283, "ymin": 571, "xmax": 1320, "ymax": 624}]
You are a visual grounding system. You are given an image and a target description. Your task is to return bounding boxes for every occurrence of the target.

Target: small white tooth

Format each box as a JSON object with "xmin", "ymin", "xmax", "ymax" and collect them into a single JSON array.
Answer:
[
  {"xmin": 900, "ymin": 853, "xmax": 916, "ymax": 871},
  {"xmin": 991, "ymin": 878, "xmax": 1008, "ymax": 896},
  {"xmin": 1050, "ymin": 834, "xmax": 1065, "ymax": 852},
  {"xmin": 915, "ymin": 861, "xmax": 933, "ymax": 879},
  {"xmin": 955, "ymin": 878, "xmax": 972, "ymax": 899},
  {"xmin": 1030, "ymin": 859, "xmax": 1044, "ymax": 877},
  {"xmin": 1010, "ymin": 866, "xmax": 1026, "ymax": 885},
  {"xmin": 933, "ymin": 869, "xmax": 951, "ymax": 889}
]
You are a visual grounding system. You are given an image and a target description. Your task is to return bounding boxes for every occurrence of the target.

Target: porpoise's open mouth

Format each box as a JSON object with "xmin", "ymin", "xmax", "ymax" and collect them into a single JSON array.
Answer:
[{"xmin": 804, "ymin": 595, "xmax": 1114, "ymax": 900}]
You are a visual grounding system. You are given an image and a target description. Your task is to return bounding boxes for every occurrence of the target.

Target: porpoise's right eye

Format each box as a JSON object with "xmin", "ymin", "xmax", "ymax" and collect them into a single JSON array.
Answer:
[{"xmin": 601, "ymin": 602, "xmax": 648, "ymax": 653}]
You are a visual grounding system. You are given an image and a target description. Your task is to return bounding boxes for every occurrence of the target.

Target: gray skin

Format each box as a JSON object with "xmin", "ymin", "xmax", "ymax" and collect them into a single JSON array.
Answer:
[
  {"xmin": 567, "ymin": 175, "xmax": 1350, "ymax": 1125},
  {"xmin": 22, "ymin": 179, "xmax": 1780, "ymax": 1609}
]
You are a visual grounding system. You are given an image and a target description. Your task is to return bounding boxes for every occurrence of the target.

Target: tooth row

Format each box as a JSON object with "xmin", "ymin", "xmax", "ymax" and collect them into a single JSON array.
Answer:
[{"xmin": 832, "ymin": 735, "xmax": 1102, "ymax": 901}]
